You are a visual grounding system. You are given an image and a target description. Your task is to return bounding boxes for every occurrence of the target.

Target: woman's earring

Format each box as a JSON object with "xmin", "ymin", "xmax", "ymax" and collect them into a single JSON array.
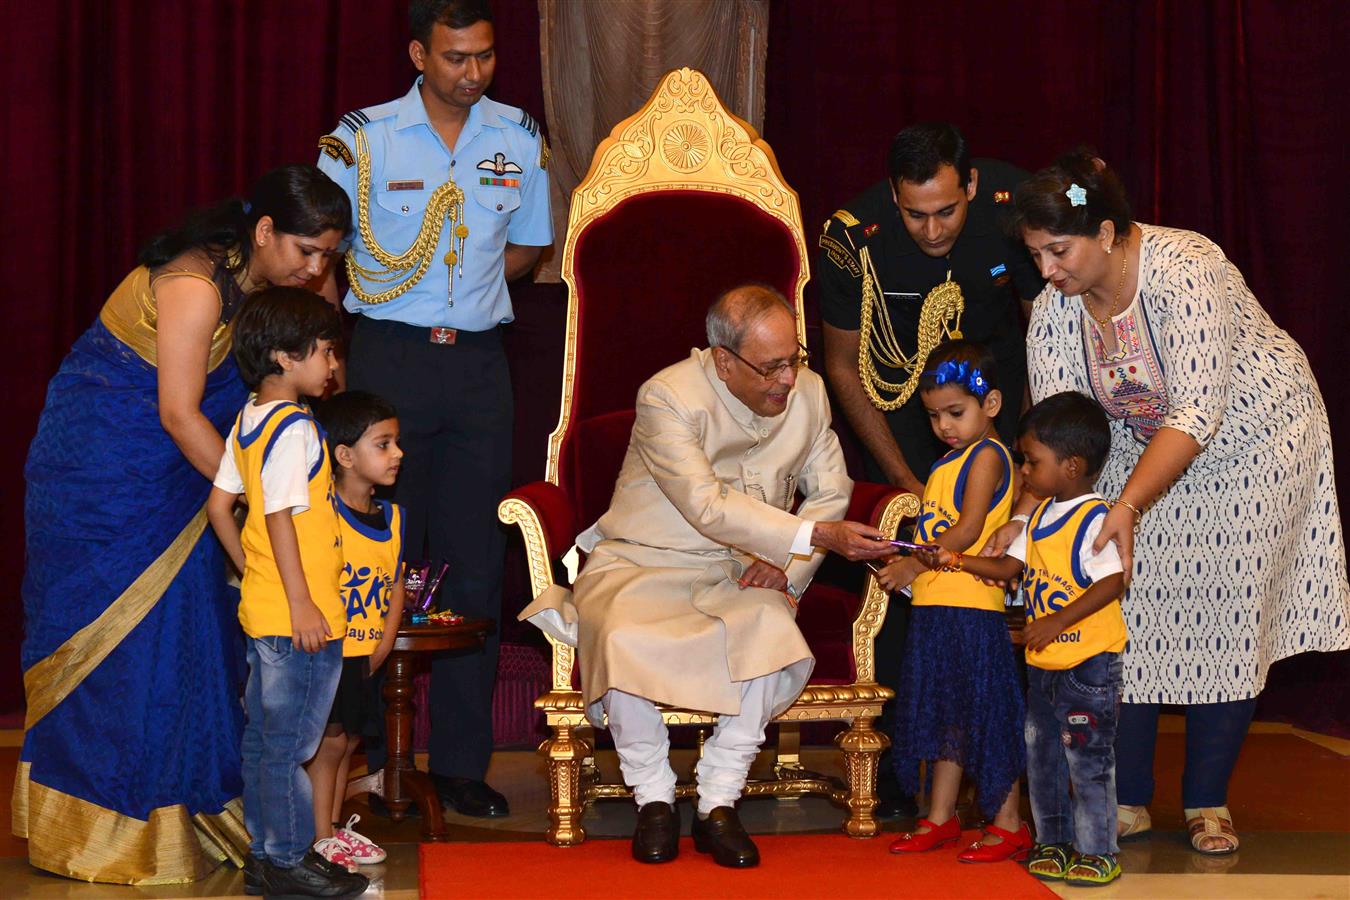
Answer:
[{"xmin": 1105, "ymin": 244, "xmax": 1112, "ymax": 255}]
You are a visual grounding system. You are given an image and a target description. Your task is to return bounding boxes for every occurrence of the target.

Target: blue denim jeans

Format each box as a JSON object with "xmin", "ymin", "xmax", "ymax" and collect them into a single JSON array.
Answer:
[
  {"xmin": 242, "ymin": 636, "xmax": 343, "ymax": 867},
  {"xmin": 1025, "ymin": 651, "xmax": 1123, "ymax": 856}
]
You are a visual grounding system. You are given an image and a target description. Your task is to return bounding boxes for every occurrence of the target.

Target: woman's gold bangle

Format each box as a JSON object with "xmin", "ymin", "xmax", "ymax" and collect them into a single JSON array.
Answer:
[{"xmin": 1114, "ymin": 498, "xmax": 1143, "ymax": 528}]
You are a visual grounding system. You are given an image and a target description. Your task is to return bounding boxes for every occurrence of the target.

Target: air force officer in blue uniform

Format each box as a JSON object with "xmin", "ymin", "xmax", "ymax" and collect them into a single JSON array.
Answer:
[{"xmin": 318, "ymin": 0, "xmax": 551, "ymax": 818}]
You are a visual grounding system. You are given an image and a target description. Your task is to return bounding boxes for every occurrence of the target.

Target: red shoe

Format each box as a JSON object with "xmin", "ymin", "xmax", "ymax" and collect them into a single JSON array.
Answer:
[
  {"xmin": 889, "ymin": 816, "xmax": 961, "ymax": 853},
  {"xmin": 956, "ymin": 823, "xmax": 1034, "ymax": 863}
]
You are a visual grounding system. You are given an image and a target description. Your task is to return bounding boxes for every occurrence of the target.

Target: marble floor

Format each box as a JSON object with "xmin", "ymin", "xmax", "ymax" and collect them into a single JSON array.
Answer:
[{"xmin": 0, "ymin": 718, "xmax": 1347, "ymax": 898}]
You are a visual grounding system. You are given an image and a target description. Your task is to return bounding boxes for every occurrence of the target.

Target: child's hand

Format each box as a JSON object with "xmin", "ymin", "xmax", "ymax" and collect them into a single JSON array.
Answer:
[
  {"xmin": 912, "ymin": 545, "xmax": 953, "ymax": 571},
  {"xmin": 370, "ymin": 644, "xmax": 391, "ymax": 673},
  {"xmin": 1021, "ymin": 614, "xmax": 1065, "ymax": 653},
  {"xmin": 291, "ymin": 601, "xmax": 332, "ymax": 653},
  {"xmin": 876, "ymin": 556, "xmax": 919, "ymax": 592}
]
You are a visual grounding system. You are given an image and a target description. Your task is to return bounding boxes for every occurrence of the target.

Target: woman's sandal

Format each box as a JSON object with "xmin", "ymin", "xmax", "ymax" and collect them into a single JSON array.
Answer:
[
  {"xmin": 1184, "ymin": 806, "xmax": 1239, "ymax": 855},
  {"xmin": 1064, "ymin": 852, "xmax": 1123, "ymax": 886},
  {"xmin": 1026, "ymin": 842, "xmax": 1074, "ymax": 881},
  {"xmin": 1117, "ymin": 803, "xmax": 1152, "ymax": 840}
]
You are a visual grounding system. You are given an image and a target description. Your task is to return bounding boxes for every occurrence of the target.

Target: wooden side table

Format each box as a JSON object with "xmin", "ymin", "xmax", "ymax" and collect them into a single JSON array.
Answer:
[{"xmin": 344, "ymin": 617, "xmax": 493, "ymax": 841}]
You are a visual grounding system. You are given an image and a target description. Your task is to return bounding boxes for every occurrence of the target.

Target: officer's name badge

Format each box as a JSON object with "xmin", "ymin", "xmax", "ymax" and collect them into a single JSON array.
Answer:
[
  {"xmin": 386, "ymin": 180, "xmax": 425, "ymax": 191},
  {"xmin": 479, "ymin": 177, "xmax": 520, "ymax": 188},
  {"xmin": 994, "ymin": 190, "xmax": 1011, "ymax": 203}
]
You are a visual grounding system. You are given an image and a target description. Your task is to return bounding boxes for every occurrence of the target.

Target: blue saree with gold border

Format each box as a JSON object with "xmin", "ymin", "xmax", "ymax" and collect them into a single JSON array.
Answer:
[{"xmin": 16, "ymin": 264, "xmax": 251, "ymax": 884}]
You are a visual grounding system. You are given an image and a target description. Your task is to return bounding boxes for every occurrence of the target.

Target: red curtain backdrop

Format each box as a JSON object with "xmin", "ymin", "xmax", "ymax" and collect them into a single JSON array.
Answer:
[{"xmin": 2, "ymin": 0, "xmax": 1345, "ymax": 723}]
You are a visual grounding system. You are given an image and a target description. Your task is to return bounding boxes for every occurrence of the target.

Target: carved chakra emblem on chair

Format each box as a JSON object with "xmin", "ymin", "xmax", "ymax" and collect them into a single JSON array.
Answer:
[{"xmin": 661, "ymin": 122, "xmax": 711, "ymax": 173}]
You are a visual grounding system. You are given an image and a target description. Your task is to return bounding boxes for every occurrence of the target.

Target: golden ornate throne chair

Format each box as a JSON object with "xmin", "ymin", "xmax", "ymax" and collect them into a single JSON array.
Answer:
[{"xmin": 497, "ymin": 68, "xmax": 918, "ymax": 846}]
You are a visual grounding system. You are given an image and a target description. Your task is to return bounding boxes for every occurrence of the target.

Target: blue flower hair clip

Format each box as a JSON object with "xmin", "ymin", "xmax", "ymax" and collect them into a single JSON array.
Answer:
[
  {"xmin": 926, "ymin": 359, "xmax": 991, "ymax": 399},
  {"xmin": 242, "ymin": 200, "xmax": 253, "ymax": 215},
  {"xmin": 1066, "ymin": 183, "xmax": 1088, "ymax": 207}
]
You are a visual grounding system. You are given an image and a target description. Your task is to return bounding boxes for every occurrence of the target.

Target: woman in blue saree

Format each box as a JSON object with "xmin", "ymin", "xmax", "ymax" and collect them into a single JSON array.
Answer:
[{"xmin": 17, "ymin": 165, "xmax": 350, "ymax": 884}]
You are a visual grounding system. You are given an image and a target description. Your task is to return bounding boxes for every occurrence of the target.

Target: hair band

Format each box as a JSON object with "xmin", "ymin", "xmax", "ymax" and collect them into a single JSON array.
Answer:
[{"xmin": 925, "ymin": 359, "xmax": 990, "ymax": 398}]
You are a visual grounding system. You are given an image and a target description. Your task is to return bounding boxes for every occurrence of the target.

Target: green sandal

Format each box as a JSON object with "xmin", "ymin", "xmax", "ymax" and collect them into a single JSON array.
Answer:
[
  {"xmin": 1026, "ymin": 843, "xmax": 1074, "ymax": 881},
  {"xmin": 1064, "ymin": 852, "xmax": 1122, "ymax": 887}
]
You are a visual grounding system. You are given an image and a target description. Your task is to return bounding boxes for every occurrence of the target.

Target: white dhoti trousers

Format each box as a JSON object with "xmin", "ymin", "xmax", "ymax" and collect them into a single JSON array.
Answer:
[{"xmin": 601, "ymin": 672, "xmax": 779, "ymax": 816}]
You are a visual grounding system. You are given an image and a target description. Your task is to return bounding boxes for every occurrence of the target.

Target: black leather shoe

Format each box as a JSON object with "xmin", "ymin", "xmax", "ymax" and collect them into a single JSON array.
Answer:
[
  {"xmin": 262, "ymin": 851, "xmax": 368, "ymax": 898},
  {"xmin": 631, "ymin": 801, "xmax": 680, "ymax": 863},
  {"xmin": 243, "ymin": 855, "xmax": 265, "ymax": 896},
  {"xmin": 433, "ymin": 774, "xmax": 510, "ymax": 817},
  {"xmin": 691, "ymin": 806, "xmax": 759, "ymax": 868},
  {"xmin": 875, "ymin": 772, "xmax": 919, "ymax": 820}
]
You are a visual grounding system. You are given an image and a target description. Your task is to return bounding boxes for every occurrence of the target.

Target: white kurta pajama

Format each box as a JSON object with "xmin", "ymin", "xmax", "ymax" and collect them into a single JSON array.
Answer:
[{"xmin": 521, "ymin": 349, "xmax": 852, "ymax": 807}]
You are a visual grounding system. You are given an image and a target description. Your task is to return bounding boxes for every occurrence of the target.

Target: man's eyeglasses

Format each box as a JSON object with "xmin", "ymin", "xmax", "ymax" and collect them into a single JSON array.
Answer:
[{"xmin": 722, "ymin": 343, "xmax": 810, "ymax": 381}]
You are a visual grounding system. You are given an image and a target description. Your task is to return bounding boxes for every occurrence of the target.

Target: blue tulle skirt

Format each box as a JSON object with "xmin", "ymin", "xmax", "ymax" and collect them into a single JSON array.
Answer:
[{"xmin": 892, "ymin": 604, "xmax": 1025, "ymax": 817}]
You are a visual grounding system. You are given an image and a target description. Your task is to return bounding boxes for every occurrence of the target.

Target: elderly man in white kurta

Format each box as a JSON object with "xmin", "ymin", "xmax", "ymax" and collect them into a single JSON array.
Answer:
[{"xmin": 521, "ymin": 285, "xmax": 892, "ymax": 867}]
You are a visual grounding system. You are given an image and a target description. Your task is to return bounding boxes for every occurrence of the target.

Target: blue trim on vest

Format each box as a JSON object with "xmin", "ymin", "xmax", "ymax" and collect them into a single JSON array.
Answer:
[
  {"xmin": 953, "ymin": 438, "xmax": 1009, "ymax": 511},
  {"xmin": 929, "ymin": 445, "xmax": 961, "ymax": 476},
  {"xmin": 1069, "ymin": 504, "xmax": 1109, "ymax": 588},
  {"xmin": 307, "ymin": 420, "xmax": 328, "ymax": 480},
  {"xmin": 236, "ymin": 401, "xmax": 303, "ymax": 449},
  {"xmin": 336, "ymin": 495, "xmax": 394, "ymax": 542},
  {"xmin": 1030, "ymin": 496, "xmax": 1101, "ymax": 541},
  {"xmin": 260, "ymin": 411, "xmax": 314, "ymax": 472}
]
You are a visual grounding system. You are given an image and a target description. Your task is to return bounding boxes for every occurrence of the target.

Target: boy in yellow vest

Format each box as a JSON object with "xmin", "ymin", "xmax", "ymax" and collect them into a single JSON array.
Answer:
[
  {"xmin": 304, "ymin": 391, "xmax": 406, "ymax": 872},
  {"xmin": 917, "ymin": 391, "xmax": 1127, "ymax": 887},
  {"xmin": 207, "ymin": 287, "xmax": 367, "ymax": 898}
]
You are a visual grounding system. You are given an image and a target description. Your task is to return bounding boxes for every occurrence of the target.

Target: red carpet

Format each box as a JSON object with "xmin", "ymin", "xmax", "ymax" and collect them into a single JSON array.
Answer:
[{"xmin": 420, "ymin": 831, "xmax": 1056, "ymax": 899}]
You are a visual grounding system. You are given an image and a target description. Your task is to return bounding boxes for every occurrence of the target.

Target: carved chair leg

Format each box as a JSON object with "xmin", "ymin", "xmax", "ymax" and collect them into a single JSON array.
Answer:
[
  {"xmin": 838, "ymin": 716, "xmax": 888, "ymax": 838},
  {"xmin": 542, "ymin": 722, "xmax": 591, "ymax": 846}
]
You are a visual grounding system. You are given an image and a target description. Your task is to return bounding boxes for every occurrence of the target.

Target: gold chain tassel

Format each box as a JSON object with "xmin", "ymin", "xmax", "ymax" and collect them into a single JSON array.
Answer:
[
  {"xmin": 857, "ymin": 247, "xmax": 965, "ymax": 411},
  {"xmin": 346, "ymin": 128, "xmax": 466, "ymax": 305}
]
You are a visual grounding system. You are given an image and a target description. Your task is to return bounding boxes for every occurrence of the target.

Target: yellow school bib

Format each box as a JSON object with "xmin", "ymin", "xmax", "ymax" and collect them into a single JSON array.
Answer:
[
  {"xmin": 233, "ymin": 402, "xmax": 345, "ymax": 639},
  {"xmin": 911, "ymin": 437, "xmax": 1013, "ymax": 612},
  {"xmin": 336, "ymin": 497, "xmax": 404, "ymax": 657},
  {"xmin": 1023, "ymin": 497, "xmax": 1128, "ymax": 670}
]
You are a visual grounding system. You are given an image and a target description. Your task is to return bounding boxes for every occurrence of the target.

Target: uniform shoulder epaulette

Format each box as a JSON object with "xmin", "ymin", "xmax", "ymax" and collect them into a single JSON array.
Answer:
[
  {"xmin": 336, "ymin": 109, "xmax": 370, "ymax": 135},
  {"xmin": 519, "ymin": 110, "xmax": 540, "ymax": 138},
  {"xmin": 831, "ymin": 209, "xmax": 861, "ymax": 228},
  {"xmin": 819, "ymin": 211, "xmax": 862, "ymax": 277}
]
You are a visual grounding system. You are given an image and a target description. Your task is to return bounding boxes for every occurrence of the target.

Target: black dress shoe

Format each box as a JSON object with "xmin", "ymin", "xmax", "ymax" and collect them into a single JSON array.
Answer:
[
  {"xmin": 243, "ymin": 855, "xmax": 266, "ymax": 896},
  {"xmin": 262, "ymin": 851, "xmax": 368, "ymax": 898},
  {"xmin": 631, "ymin": 801, "xmax": 680, "ymax": 863},
  {"xmin": 691, "ymin": 806, "xmax": 759, "ymax": 868},
  {"xmin": 432, "ymin": 774, "xmax": 510, "ymax": 817}
]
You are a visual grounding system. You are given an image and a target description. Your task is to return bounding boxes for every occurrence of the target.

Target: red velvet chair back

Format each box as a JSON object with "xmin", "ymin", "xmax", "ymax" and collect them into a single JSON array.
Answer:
[{"xmin": 545, "ymin": 69, "xmax": 812, "ymax": 537}]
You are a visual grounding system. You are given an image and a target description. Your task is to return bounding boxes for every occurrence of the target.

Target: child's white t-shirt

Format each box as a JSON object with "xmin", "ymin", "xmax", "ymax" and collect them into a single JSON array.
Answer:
[
  {"xmin": 1007, "ymin": 491, "xmax": 1124, "ymax": 581},
  {"xmin": 213, "ymin": 400, "xmax": 324, "ymax": 515}
]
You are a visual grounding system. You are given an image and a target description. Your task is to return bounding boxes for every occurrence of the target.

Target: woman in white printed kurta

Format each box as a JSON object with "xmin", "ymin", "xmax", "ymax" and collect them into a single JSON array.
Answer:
[{"xmin": 1009, "ymin": 151, "xmax": 1348, "ymax": 855}]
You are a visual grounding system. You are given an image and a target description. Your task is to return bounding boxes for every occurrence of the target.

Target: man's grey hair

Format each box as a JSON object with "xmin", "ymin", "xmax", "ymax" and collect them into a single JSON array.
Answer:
[{"xmin": 705, "ymin": 283, "xmax": 795, "ymax": 351}]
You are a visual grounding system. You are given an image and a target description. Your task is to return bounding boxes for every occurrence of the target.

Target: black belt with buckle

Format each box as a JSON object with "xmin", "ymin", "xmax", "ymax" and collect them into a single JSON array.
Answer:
[{"xmin": 355, "ymin": 316, "xmax": 500, "ymax": 346}]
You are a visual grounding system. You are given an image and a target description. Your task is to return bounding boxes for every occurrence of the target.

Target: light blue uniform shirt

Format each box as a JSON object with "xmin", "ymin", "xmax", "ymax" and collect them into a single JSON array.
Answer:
[{"xmin": 317, "ymin": 78, "xmax": 552, "ymax": 330}]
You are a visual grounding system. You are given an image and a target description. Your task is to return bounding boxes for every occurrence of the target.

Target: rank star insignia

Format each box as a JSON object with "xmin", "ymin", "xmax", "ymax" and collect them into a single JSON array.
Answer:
[
  {"xmin": 994, "ymin": 190, "xmax": 1011, "ymax": 203},
  {"xmin": 476, "ymin": 152, "xmax": 523, "ymax": 177},
  {"xmin": 864, "ymin": 223, "xmax": 880, "ymax": 237}
]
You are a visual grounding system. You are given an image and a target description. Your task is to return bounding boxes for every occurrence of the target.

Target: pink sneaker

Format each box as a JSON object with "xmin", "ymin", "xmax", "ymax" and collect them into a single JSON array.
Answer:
[
  {"xmin": 313, "ymin": 836, "xmax": 359, "ymax": 874},
  {"xmin": 335, "ymin": 814, "xmax": 387, "ymax": 865}
]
